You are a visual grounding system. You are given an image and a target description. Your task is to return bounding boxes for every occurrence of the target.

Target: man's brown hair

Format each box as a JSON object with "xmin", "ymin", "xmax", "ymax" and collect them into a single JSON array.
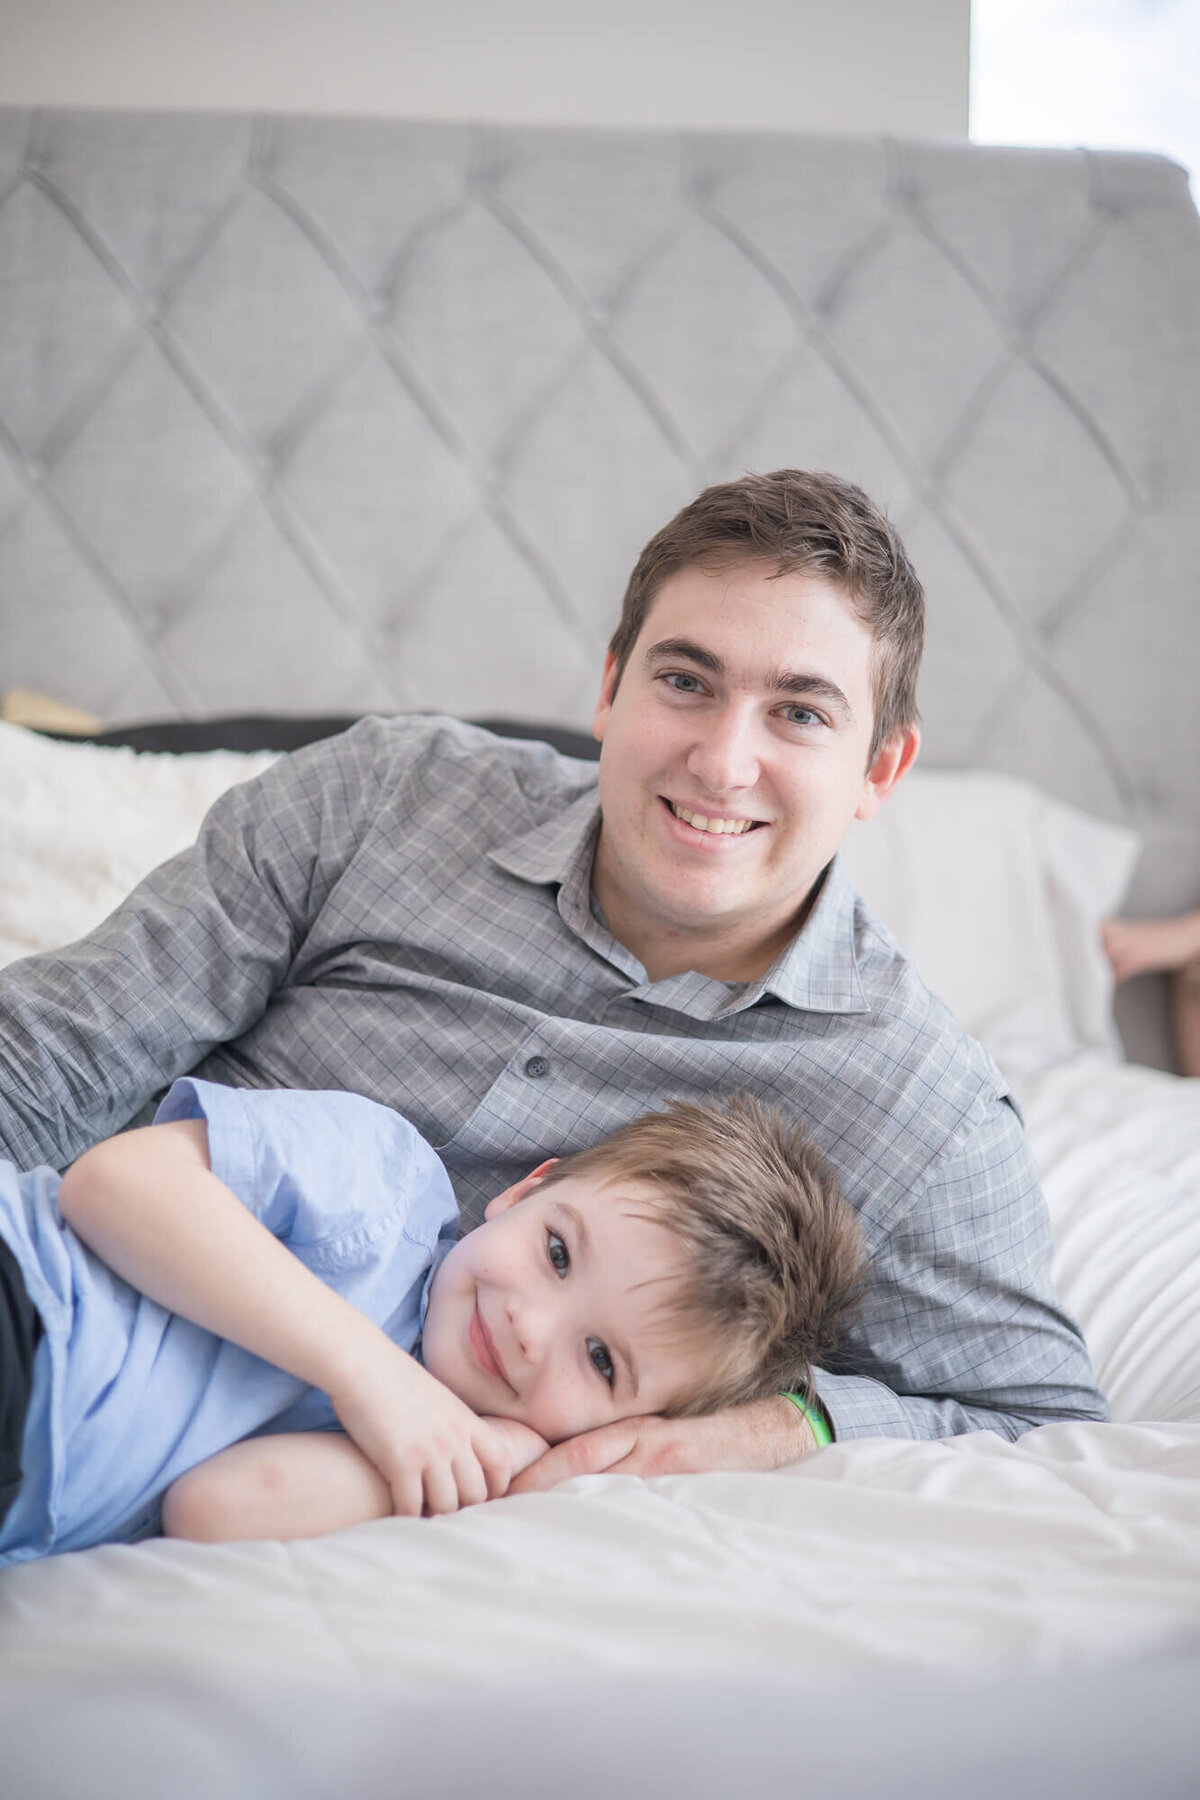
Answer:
[
  {"xmin": 609, "ymin": 469, "xmax": 924, "ymax": 761},
  {"xmin": 538, "ymin": 1094, "xmax": 866, "ymax": 1416}
]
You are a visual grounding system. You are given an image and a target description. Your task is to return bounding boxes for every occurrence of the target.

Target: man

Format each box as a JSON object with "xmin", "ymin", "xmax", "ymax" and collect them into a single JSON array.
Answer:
[{"xmin": 0, "ymin": 469, "xmax": 1106, "ymax": 1492}]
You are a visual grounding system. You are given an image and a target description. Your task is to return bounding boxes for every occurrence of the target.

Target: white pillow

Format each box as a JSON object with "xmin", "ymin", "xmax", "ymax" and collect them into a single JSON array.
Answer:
[
  {"xmin": 840, "ymin": 770, "xmax": 1141, "ymax": 1080},
  {"xmin": 0, "ymin": 720, "xmax": 276, "ymax": 968}
]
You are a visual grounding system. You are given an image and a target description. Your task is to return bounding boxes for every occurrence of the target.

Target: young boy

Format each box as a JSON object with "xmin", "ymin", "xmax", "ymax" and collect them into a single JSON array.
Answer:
[{"xmin": 0, "ymin": 1081, "xmax": 864, "ymax": 1561}]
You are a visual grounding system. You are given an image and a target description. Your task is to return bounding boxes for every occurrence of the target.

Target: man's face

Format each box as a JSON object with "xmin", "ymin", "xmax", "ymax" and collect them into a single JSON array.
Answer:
[
  {"xmin": 591, "ymin": 561, "xmax": 916, "ymax": 979},
  {"xmin": 421, "ymin": 1169, "xmax": 706, "ymax": 1444}
]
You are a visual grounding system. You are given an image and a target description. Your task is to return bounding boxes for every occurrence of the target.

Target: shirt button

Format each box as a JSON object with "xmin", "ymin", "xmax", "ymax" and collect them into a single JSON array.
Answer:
[{"xmin": 524, "ymin": 1055, "xmax": 550, "ymax": 1079}]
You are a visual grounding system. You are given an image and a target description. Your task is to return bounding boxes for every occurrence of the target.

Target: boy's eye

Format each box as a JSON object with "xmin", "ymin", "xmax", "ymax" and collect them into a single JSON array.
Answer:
[
  {"xmin": 587, "ymin": 1337, "xmax": 615, "ymax": 1387},
  {"xmin": 546, "ymin": 1230, "xmax": 570, "ymax": 1278},
  {"xmin": 663, "ymin": 671, "xmax": 705, "ymax": 694},
  {"xmin": 781, "ymin": 704, "xmax": 820, "ymax": 727}
]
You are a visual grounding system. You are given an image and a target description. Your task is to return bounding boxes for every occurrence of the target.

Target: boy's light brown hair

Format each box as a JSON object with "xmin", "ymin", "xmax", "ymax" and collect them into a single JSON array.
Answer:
[
  {"xmin": 538, "ymin": 1095, "xmax": 866, "ymax": 1416},
  {"xmin": 609, "ymin": 468, "xmax": 924, "ymax": 761}
]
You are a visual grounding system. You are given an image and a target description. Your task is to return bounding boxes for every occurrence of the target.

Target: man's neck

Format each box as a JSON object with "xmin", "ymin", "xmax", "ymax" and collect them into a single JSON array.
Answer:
[{"xmin": 597, "ymin": 892, "xmax": 815, "ymax": 986}]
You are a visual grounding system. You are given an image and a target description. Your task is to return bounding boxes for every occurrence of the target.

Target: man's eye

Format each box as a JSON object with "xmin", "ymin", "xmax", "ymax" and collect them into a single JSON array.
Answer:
[
  {"xmin": 546, "ymin": 1230, "xmax": 570, "ymax": 1278},
  {"xmin": 781, "ymin": 704, "xmax": 820, "ymax": 727},
  {"xmin": 663, "ymin": 672, "xmax": 705, "ymax": 694},
  {"xmin": 587, "ymin": 1337, "xmax": 615, "ymax": 1386}
]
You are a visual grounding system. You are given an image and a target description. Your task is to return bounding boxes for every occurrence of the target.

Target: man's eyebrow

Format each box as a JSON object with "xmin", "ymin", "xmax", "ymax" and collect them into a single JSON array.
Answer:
[
  {"xmin": 644, "ymin": 636, "xmax": 723, "ymax": 675},
  {"xmin": 556, "ymin": 1201, "xmax": 640, "ymax": 1400},
  {"xmin": 645, "ymin": 636, "xmax": 853, "ymax": 720},
  {"xmin": 771, "ymin": 671, "xmax": 854, "ymax": 720}
]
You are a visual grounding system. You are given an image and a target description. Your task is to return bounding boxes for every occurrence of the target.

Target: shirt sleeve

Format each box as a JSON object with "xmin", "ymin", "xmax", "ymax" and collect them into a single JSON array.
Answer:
[
  {"xmin": 0, "ymin": 721, "xmax": 392, "ymax": 1172},
  {"xmin": 810, "ymin": 1095, "xmax": 1108, "ymax": 1442},
  {"xmin": 153, "ymin": 1078, "xmax": 459, "ymax": 1267}
]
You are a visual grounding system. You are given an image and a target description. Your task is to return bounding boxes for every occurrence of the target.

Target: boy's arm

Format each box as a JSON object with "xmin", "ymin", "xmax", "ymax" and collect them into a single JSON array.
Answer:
[
  {"xmin": 164, "ymin": 1419, "xmax": 549, "ymax": 1544},
  {"xmin": 58, "ymin": 1120, "xmax": 518, "ymax": 1516},
  {"xmin": 163, "ymin": 1432, "xmax": 394, "ymax": 1543}
]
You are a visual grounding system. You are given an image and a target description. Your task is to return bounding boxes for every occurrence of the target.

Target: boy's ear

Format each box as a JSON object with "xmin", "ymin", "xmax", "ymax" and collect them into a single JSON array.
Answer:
[
  {"xmin": 855, "ymin": 725, "xmax": 920, "ymax": 822},
  {"xmin": 483, "ymin": 1158, "xmax": 559, "ymax": 1220}
]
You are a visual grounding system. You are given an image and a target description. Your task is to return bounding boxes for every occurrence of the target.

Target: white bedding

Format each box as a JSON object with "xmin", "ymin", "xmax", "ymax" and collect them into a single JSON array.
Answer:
[
  {"xmin": 3, "ymin": 1419, "xmax": 1198, "ymax": 1690},
  {"xmin": 2, "ymin": 723, "xmax": 1199, "ymax": 1791}
]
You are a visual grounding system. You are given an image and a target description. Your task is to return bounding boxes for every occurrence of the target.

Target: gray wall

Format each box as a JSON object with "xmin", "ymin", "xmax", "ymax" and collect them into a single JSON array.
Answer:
[{"xmin": 0, "ymin": 0, "xmax": 970, "ymax": 136}]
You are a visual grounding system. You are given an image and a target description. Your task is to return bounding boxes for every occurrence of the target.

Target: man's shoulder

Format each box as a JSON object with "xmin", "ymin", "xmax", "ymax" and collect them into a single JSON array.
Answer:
[
  {"xmin": 344, "ymin": 714, "xmax": 599, "ymax": 824},
  {"xmin": 800, "ymin": 883, "xmax": 1023, "ymax": 1179}
]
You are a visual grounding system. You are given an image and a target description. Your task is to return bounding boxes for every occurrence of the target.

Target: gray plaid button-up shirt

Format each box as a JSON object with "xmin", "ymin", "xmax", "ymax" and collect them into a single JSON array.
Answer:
[{"xmin": 0, "ymin": 715, "xmax": 1105, "ymax": 1441}]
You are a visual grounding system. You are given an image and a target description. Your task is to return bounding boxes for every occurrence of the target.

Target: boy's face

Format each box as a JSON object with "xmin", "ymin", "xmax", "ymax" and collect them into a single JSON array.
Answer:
[{"xmin": 421, "ymin": 1169, "xmax": 710, "ymax": 1443}]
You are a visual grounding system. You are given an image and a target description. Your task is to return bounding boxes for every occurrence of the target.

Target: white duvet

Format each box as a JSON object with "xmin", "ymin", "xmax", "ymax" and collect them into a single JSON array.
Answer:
[
  {"xmin": 1, "ymin": 724, "xmax": 1199, "ymax": 1790},
  {"xmin": 2, "ymin": 1417, "xmax": 1198, "ymax": 1695}
]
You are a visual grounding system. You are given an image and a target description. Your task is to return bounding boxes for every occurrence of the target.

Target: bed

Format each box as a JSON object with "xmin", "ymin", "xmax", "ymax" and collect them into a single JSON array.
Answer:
[{"xmin": 1, "ymin": 109, "xmax": 1199, "ymax": 1795}]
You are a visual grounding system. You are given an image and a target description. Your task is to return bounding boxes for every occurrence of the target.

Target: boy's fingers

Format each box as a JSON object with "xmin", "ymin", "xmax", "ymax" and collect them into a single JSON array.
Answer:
[
  {"xmin": 451, "ymin": 1455, "xmax": 489, "ymax": 1510},
  {"xmin": 474, "ymin": 1432, "xmax": 516, "ymax": 1499},
  {"xmin": 422, "ymin": 1461, "xmax": 462, "ymax": 1516},
  {"xmin": 390, "ymin": 1469, "xmax": 425, "ymax": 1518}
]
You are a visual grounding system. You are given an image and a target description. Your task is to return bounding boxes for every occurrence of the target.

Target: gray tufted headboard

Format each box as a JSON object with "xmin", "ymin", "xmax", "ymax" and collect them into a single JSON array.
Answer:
[{"xmin": 2, "ymin": 108, "xmax": 1199, "ymax": 1065}]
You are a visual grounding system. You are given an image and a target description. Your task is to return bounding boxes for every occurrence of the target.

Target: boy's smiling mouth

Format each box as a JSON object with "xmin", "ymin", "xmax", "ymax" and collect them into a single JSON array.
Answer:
[{"xmin": 469, "ymin": 1297, "xmax": 514, "ymax": 1392}]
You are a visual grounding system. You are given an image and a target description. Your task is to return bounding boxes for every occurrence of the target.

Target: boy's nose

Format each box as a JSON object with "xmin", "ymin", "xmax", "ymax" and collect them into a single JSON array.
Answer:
[{"xmin": 506, "ymin": 1294, "xmax": 547, "ymax": 1364}]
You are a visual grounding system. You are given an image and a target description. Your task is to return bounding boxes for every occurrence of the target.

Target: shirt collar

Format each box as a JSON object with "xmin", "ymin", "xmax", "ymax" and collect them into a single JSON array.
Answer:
[
  {"xmin": 490, "ymin": 801, "xmax": 868, "ymax": 1016},
  {"xmin": 748, "ymin": 854, "xmax": 869, "ymax": 1015},
  {"xmin": 488, "ymin": 787, "xmax": 602, "ymax": 892},
  {"xmin": 488, "ymin": 791, "xmax": 646, "ymax": 975}
]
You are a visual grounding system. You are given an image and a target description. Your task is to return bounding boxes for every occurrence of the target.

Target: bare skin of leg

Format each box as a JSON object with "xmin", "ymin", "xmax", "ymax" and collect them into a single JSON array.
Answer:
[{"xmin": 1101, "ymin": 910, "xmax": 1200, "ymax": 1078}]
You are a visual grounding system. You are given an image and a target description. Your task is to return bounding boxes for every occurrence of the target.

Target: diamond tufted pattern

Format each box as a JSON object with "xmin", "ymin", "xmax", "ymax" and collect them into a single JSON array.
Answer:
[{"xmin": 1, "ymin": 108, "xmax": 1199, "ymax": 1062}]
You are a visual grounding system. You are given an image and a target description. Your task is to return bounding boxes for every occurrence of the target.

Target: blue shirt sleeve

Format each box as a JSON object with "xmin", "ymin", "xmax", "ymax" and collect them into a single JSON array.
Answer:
[{"xmin": 153, "ymin": 1079, "xmax": 459, "ymax": 1271}]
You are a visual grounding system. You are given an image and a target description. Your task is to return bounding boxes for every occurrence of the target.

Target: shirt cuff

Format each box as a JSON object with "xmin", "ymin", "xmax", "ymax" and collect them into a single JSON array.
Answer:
[{"xmin": 807, "ymin": 1369, "xmax": 924, "ymax": 1442}]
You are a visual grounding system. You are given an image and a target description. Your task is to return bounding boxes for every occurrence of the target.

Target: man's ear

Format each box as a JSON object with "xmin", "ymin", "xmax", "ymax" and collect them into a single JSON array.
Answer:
[
  {"xmin": 483, "ymin": 1158, "xmax": 559, "ymax": 1220},
  {"xmin": 592, "ymin": 651, "xmax": 619, "ymax": 744},
  {"xmin": 855, "ymin": 726, "xmax": 920, "ymax": 822}
]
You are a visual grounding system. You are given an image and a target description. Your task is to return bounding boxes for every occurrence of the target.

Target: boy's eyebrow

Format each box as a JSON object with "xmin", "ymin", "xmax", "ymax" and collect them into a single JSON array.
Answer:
[
  {"xmin": 557, "ymin": 1201, "xmax": 640, "ymax": 1400},
  {"xmin": 643, "ymin": 636, "xmax": 854, "ymax": 721}
]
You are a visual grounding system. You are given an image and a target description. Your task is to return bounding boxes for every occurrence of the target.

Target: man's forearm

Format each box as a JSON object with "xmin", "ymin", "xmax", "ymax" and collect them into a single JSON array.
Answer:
[{"xmin": 813, "ymin": 1366, "xmax": 1108, "ymax": 1444}]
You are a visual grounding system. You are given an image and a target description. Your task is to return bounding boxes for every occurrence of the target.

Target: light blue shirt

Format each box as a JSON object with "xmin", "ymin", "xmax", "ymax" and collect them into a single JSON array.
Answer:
[{"xmin": 0, "ymin": 1080, "xmax": 458, "ymax": 1562}]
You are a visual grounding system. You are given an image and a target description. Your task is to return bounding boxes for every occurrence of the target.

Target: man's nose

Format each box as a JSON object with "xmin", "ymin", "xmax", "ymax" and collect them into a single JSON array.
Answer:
[{"xmin": 685, "ymin": 704, "xmax": 761, "ymax": 795}]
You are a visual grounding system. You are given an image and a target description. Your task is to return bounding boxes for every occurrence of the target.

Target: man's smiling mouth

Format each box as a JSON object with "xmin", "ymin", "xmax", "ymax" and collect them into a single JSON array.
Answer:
[{"xmin": 667, "ymin": 800, "xmax": 760, "ymax": 836}]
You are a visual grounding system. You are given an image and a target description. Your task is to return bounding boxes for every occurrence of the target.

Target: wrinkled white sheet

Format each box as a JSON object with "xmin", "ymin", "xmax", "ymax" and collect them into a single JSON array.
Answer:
[{"xmin": 3, "ymin": 1422, "xmax": 1198, "ymax": 1696}]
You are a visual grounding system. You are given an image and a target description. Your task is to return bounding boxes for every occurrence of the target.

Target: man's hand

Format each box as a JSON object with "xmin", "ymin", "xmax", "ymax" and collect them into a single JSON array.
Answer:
[{"xmin": 507, "ymin": 1394, "xmax": 818, "ymax": 1495}]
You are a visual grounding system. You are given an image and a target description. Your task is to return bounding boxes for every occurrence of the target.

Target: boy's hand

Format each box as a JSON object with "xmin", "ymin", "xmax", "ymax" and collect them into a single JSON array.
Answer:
[
  {"xmin": 328, "ymin": 1340, "xmax": 521, "ymax": 1516},
  {"xmin": 507, "ymin": 1395, "xmax": 817, "ymax": 1494},
  {"xmin": 478, "ymin": 1416, "xmax": 550, "ymax": 1478}
]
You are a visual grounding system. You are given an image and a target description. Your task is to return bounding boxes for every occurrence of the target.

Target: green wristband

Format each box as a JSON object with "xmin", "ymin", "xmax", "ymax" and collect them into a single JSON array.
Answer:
[{"xmin": 780, "ymin": 1391, "xmax": 833, "ymax": 1448}]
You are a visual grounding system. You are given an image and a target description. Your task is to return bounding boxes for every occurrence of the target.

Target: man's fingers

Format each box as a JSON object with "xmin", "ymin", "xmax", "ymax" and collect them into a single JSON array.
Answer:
[{"xmin": 507, "ymin": 1420, "xmax": 642, "ymax": 1495}]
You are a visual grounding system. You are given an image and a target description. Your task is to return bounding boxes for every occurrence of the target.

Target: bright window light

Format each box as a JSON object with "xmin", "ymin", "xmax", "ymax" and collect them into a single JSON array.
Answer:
[{"xmin": 971, "ymin": 0, "xmax": 1200, "ymax": 197}]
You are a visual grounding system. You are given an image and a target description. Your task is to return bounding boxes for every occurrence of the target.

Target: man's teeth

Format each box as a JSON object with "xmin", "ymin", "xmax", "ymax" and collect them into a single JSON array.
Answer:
[{"xmin": 671, "ymin": 804, "xmax": 755, "ymax": 836}]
